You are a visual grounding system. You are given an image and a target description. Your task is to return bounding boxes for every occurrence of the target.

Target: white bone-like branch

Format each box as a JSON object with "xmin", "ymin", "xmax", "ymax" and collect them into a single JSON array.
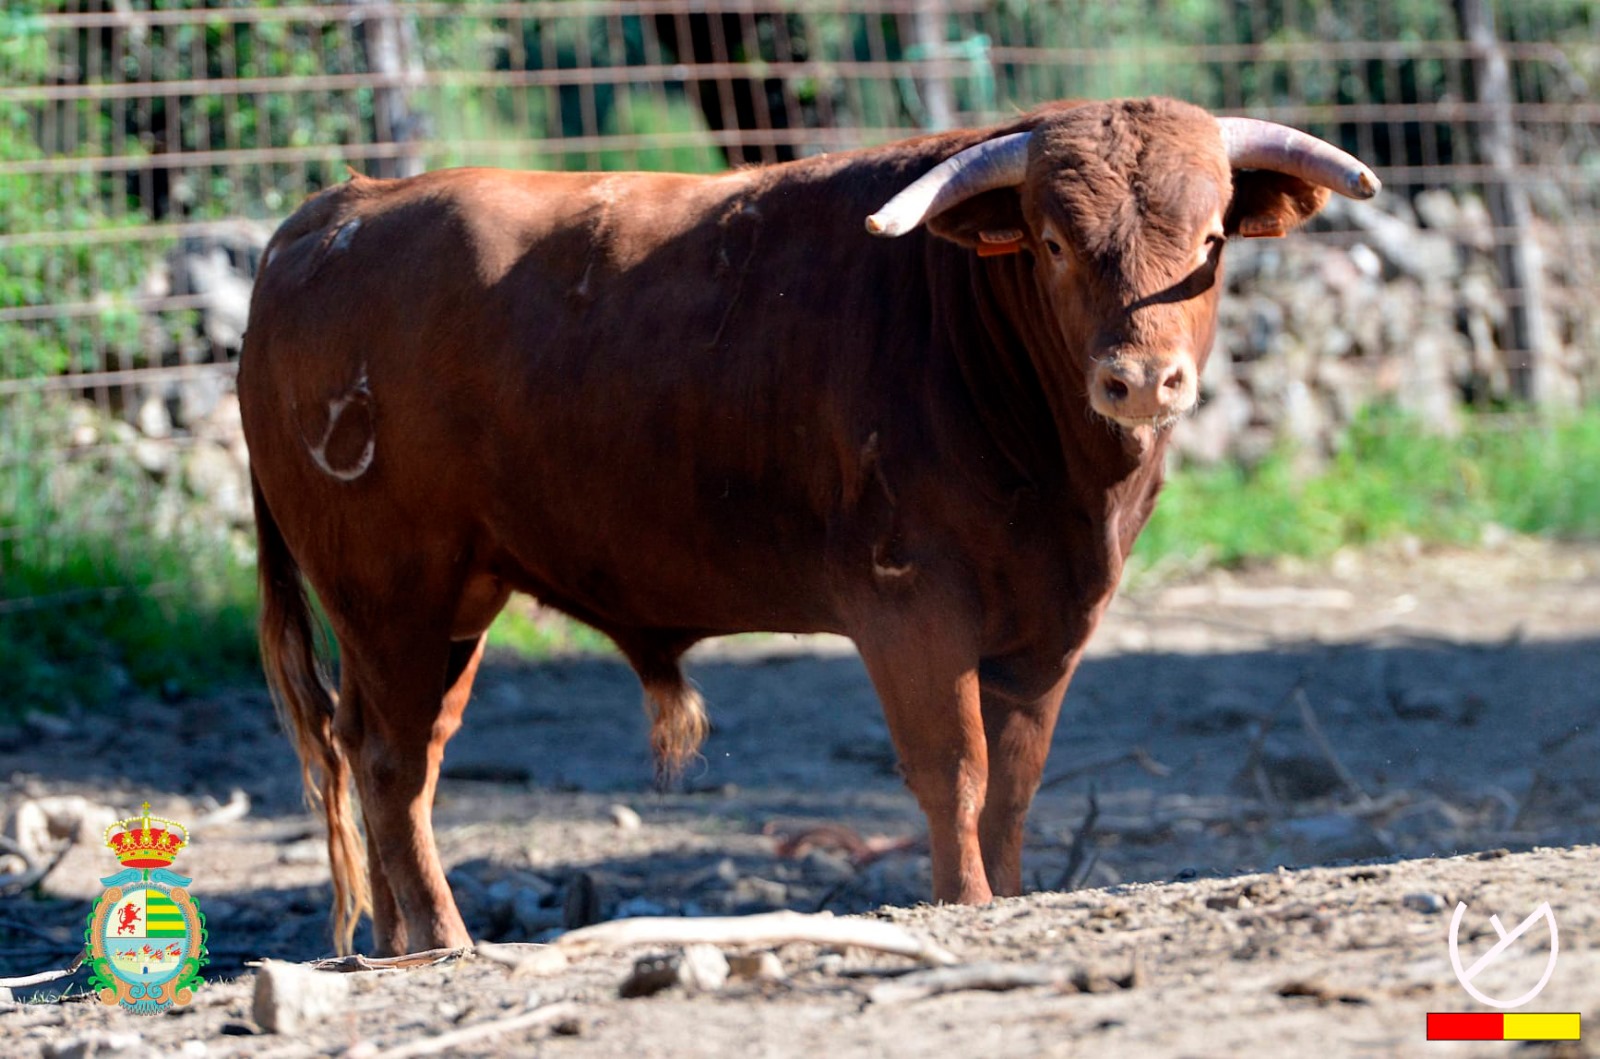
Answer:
[{"xmin": 556, "ymin": 910, "xmax": 958, "ymax": 966}]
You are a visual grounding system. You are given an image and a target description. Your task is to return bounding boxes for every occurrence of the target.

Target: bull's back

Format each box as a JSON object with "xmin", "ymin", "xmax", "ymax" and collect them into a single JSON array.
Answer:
[{"xmin": 240, "ymin": 167, "xmax": 878, "ymax": 632}]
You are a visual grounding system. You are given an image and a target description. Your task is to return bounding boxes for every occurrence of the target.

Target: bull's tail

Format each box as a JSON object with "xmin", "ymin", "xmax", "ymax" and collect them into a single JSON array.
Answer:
[{"xmin": 252, "ymin": 473, "xmax": 370, "ymax": 953}]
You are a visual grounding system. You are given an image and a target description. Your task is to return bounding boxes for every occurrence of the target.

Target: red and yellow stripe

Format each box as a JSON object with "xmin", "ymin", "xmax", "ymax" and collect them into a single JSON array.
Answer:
[{"xmin": 1427, "ymin": 1013, "xmax": 1580, "ymax": 1041}]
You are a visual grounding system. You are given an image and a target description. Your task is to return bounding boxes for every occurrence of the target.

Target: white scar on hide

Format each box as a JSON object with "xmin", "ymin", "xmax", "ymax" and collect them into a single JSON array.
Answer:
[
  {"xmin": 330, "ymin": 217, "xmax": 361, "ymax": 253},
  {"xmin": 308, "ymin": 371, "xmax": 374, "ymax": 481}
]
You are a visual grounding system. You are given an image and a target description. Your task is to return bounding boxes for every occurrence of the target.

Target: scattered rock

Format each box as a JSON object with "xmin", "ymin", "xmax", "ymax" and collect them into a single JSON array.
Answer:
[
  {"xmin": 729, "ymin": 875, "xmax": 788, "ymax": 911},
  {"xmin": 276, "ymin": 837, "xmax": 329, "ymax": 866},
  {"xmin": 1402, "ymin": 892, "xmax": 1446, "ymax": 914},
  {"xmin": 251, "ymin": 960, "xmax": 352, "ymax": 1034},
  {"xmin": 727, "ymin": 950, "xmax": 786, "ymax": 982},
  {"xmin": 608, "ymin": 804, "xmax": 642, "ymax": 830},
  {"xmin": 619, "ymin": 944, "xmax": 730, "ymax": 998},
  {"xmin": 512, "ymin": 888, "xmax": 565, "ymax": 936}
]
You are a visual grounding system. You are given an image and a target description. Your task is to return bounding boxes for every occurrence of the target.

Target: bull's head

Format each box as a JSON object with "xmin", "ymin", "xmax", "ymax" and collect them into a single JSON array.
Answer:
[{"xmin": 866, "ymin": 98, "xmax": 1378, "ymax": 435}]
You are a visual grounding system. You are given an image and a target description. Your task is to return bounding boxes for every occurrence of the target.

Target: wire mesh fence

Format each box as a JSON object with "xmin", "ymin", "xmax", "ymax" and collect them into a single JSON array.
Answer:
[{"xmin": 1, "ymin": 0, "xmax": 1598, "ymax": 612}]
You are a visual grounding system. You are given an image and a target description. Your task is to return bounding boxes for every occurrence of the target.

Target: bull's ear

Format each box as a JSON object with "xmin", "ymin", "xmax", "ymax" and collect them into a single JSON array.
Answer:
[
  {"xmin": 925, "ymin": 187, "xmax": 1029, "ymax": 254},
  {"xmin": 1225, "ymin": 170, "xmax": 1331, "ymax": 239}
]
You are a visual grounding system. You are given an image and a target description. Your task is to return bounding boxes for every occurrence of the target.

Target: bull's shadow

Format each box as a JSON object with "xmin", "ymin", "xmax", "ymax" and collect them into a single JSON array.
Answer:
[{"xmin": 4, "ymin": 633, "xmax": 1598, "ymax": 985}]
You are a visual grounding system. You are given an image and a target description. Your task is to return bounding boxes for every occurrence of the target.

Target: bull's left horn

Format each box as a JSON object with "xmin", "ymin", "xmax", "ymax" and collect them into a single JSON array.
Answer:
[
  {"xmin": 866, "ymin": 131, "xmax": 1032, "ymax": 237},
  {"xmin": 1217, "ymin": 117, "xmax": 1381, "ymax": 200}
]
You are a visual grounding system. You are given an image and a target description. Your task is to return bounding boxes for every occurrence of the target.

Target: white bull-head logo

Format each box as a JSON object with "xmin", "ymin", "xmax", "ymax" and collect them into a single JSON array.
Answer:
[{"xmin": 1448, "ymin": 901, "xmax": 1559, "ymax": 1009}]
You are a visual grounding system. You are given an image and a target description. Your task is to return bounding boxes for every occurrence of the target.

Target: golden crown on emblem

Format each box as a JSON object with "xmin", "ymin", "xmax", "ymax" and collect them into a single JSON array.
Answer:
[{"xmin": 104, "ymin": 802, "xmax": 189, "ymax": 869}]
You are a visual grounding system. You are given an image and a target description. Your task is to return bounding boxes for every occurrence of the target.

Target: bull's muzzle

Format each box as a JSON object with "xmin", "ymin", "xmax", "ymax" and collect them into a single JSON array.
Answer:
[{"xmin": 1089, "ymin": 355, "xmax": 1197, "ymax": 429}]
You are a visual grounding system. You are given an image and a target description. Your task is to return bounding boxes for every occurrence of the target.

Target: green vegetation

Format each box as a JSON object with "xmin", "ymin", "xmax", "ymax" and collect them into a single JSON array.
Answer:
[
  {"xmin": 8, "ymin": 407, "xmax": 1600, "ymax": 720},
  {"xmin": 1135, "ymin": 410, "xmax": 1600, "ymax": 572}
]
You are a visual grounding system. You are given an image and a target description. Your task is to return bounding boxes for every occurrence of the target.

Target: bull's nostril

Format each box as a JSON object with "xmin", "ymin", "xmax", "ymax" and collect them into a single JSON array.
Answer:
[
  {"xmin": 1162, "ymin": 369, "xmax": 1186, "ymax": 390},
  {"xmin": 1104, "ymin": 378, "xmax": 1130, "ymax": 401}
]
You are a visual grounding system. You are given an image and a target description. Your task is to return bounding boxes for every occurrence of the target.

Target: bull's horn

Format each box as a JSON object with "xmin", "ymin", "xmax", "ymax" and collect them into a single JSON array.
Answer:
[
  {"xmin": 1217, "ymin": 117, "xmax": 1381, "ymax": 200},
  {"xmin": 865, "ymin": 131, "xmax": 1032, "ymax": 238}
]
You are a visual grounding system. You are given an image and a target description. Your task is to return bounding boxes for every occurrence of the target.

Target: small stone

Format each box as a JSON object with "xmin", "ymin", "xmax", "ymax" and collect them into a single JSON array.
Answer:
[
  {"xmin": 727, "ymin": 951, "xmax": 786, "ymax": 981},
  {"xmin": 511, "ymin": 888, "xmax": 563, "ymax": 936},
  {"xmin": 251, "ymin": 960, "xmax": 352, "ymax": 1035},
  {"xmin": 619, "ymin": 945, "xmax": 730, "ymax": 998},
  {"xmin": 800, "ymin": 848, "xmax": 857, "ymax": 885},
  {"xmin": 679, "ymin": 944, "xmax": 730, "ymax": 992},
  {"xmin": 730, "ymin": 875, "xmax": 788, "ymax": 911},
  {"xmin": 1403, "ymin": 892, "xmax": 1446, "ymax": 914},
  {"xmin": 276, "ymin": 837, "xmax": 329, "ymax": 866},
  {"xmin": 608, "ymin": 804, "xmax": 642, "ymax": 830}
]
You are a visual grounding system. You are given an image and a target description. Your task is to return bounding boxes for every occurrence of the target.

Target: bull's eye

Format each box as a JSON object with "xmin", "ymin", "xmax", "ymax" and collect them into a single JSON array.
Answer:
[{"xmin": 1044, "ymin": 238, "xmax": 1063, "ymax": 256}]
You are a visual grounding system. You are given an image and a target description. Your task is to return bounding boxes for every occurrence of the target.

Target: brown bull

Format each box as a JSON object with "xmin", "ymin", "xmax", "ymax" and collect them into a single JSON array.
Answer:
[{"xmin": 239, "ymin": 97, "xmax": 1378, "ymax": 955}]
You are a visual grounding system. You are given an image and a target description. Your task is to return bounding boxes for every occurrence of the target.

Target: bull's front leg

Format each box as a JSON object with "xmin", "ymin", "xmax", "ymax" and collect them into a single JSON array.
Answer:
[{"xmin": 855, "ymin": 619, "xmax": 993, "ymax": 905}]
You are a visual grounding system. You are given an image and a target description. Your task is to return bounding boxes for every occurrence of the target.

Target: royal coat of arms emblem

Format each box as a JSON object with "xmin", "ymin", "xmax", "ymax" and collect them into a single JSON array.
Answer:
[{"xmin": 84, "ymin": 802, "xmax": 208, "ymax": 1014}]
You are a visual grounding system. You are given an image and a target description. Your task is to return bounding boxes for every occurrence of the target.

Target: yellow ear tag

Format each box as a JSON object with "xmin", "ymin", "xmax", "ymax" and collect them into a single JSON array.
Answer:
[{"xmin": 1239, "ymin": 215, "xmax": 1287, "ymax": 238}]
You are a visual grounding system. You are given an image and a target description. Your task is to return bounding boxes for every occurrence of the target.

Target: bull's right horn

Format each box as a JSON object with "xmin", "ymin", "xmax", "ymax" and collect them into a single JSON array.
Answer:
[{"xmin": 866, "ymin": 131, "xmax": 1033, "ymax": 238}]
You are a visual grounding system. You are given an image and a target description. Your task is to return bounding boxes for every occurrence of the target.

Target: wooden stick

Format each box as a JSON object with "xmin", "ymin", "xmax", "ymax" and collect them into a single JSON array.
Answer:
[
  {"xmin": 368, "ymin": 1001, "xmax": 581, "ymax": 1058},
  {"xmin": 556, "ymin": 910, "xmax": 958, "ymax": 967},
  {"xmin": 1293, "ymin": 688, "xmax": 1373, "ymax": 807},
  {"xmin": 309, "ymin": 947, "xmax": 468, "ymax": 973},
  {"xmin": 0, "ymin": 950, "xmax": 84, "ymax": 990}
]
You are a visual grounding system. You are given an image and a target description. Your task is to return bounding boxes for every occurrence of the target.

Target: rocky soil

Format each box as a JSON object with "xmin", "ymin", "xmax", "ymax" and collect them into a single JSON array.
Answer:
[{"xmin": 3, "ymin": 538, "xmax": 1599, "ymax": 1057}]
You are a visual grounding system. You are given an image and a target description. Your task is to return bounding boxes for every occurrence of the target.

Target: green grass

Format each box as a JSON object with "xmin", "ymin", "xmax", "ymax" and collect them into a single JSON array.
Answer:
[
  {"xmin": 6, "ymin": 407, "xmax": 1600, "ymax": 720},
  {"xmin": 0, "ymin": 540, "xmax": 258, "ymax": 717},
  {"xmin": 1134, "ymin": 408, "xmax": 1600, "ymax": 573}
]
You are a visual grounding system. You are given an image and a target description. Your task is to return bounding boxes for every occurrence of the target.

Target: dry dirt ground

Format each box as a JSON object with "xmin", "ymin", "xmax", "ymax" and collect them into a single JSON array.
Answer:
[{"xmin": 4, "ymin": 539, "xmax": 1600, "ymax": 1058}]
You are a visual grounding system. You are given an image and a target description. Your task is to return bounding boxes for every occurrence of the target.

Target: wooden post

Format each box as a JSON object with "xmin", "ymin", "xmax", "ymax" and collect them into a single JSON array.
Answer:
[
  {"xmin": 351, "ymin": 0, "xmax": 427, "ymax": 179},
  {"xmin": 1455, "ymin": 0, "xmax": 1565, "ymax": 405}
]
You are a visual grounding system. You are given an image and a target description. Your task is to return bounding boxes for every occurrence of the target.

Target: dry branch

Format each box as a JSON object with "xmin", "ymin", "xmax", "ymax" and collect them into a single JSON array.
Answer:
[
  {"xmin": 309, "ymin": 947, "xmax": 468, "ymax": 973},
  {"xmin": 1293, "ymin": 688, "xmax": 1372, "ymax": 806},
  {"xmin": 0, "ymin": 950, "xmax": 84, "ymax": 989},
  {"xmin": 1055, "ymin": 785, "xmax": 1100, "ymax": 891},
  {"xmin": 1039, "ymin": 746, "xmax": 1169, "ymax": 791},
  {"xmin": 556, "ymin": 910, "xmax": 958, "ymax": 966}
]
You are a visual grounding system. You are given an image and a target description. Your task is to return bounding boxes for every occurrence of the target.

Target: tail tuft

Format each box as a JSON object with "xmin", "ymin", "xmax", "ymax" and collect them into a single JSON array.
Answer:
[
  {"xmin": 642, "ymin": 673, "xmax": 709, "ymax": 789},
  {"xmin": 252, "ymin": 475, "xmax": 371, "ymax": 953}
]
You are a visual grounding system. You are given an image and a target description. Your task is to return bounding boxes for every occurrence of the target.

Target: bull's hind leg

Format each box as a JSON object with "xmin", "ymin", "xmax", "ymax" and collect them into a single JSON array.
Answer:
[
  {"xmin": 977, "ymin": 678, "xmax": 1068, "ymax": 896},
  {"xmin": 335, "ymin": 626, "xmax": 488, "ymax": 955},
  {"xmin": 854, "ymin": 619, "xmax": 992, "ymax": 905}
]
